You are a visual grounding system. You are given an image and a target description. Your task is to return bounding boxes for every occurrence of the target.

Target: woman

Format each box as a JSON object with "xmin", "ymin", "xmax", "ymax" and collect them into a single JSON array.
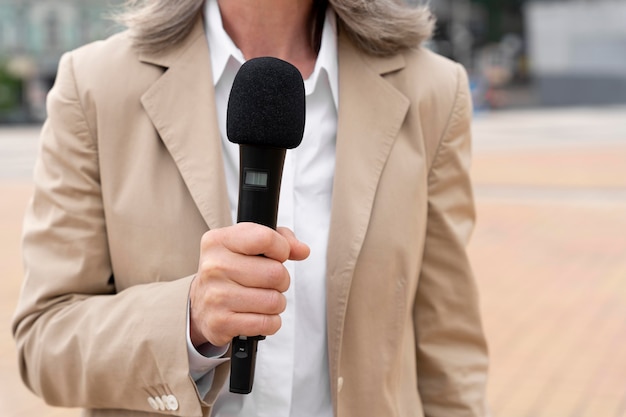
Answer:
[{"xmin": 13, "ymin": 0, "xmax": 489, "ymax": 416}]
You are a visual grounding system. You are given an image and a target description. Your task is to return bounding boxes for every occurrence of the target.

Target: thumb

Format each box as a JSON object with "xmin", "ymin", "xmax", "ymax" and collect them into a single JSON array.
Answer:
[{"xmin": 277, "ymin": 227, "xmax": 310, "ymax": 261}]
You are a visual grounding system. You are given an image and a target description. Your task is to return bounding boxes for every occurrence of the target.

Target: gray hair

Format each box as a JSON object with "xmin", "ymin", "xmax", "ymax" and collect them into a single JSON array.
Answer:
[{"xmin": 114, "ymin": 0, "xmax": 434, "ymax": 56}]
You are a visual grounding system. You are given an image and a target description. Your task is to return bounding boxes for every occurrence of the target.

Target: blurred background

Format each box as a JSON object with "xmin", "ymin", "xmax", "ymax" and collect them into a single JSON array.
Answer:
[
  {"xmin": 1, "ymin": 0, "xmax": 625, "ymax": 416},
  {"xmin": 1, "ymin": 0, "xmax": 626, "ymax": 122}
]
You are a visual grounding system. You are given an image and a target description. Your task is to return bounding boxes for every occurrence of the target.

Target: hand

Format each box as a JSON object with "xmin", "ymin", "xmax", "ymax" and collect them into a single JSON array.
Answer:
[{"xmin": 189, "ymin": 222, "xmax": 310, "ymax": 348}]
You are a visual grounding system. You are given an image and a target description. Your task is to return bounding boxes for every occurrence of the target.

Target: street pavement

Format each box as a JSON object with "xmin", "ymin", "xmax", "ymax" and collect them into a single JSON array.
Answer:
[
  {"xmin": 470, "ymin": 106, "xmax": 626, "ymax": 417},
  {"xmin": 1, "ymin": 106, "xmax": 626, "ymax": 416}
]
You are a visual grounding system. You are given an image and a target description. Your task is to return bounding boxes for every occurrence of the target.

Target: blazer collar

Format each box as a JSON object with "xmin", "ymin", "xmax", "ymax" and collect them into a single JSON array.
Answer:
[
  {"xmin": 139, "ymin": 17, "xmax": 233, "ymax": 231},
  {"xmin": 326, "ymin": 29, "xmax": 410, "ymax": 404}
]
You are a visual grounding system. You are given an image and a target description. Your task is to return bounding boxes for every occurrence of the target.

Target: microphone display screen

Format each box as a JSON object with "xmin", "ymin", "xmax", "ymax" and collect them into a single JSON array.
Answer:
[{"xmin": 244, "ymin": 170, "xmax": 269, "ymax": 188}]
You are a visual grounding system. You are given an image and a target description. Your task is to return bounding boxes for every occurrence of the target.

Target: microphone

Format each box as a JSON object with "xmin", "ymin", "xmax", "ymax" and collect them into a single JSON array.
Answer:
[{"xmin": 226, "ymin": 57, "xmax": 305, "ymax": 394}]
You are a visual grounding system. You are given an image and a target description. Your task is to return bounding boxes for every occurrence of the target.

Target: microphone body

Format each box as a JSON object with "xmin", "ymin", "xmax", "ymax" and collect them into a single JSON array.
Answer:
[
  {"xmin": 226, "ymin": 57, "xmax": 305, "ymax": 394},
  {"xmin": 236, "ymin": 145, "xmax": 286, "ymax": 229},
  {"xmin": 230, "ymin": 336, "xmax": 263, "ymax": 394},
  {"xmin": 229, "ymin": 145, "xmax": 285, "ymax": 395}
]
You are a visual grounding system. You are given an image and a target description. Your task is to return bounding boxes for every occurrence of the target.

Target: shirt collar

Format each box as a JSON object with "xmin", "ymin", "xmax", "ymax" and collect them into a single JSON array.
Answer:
[{"xmin": 204, "ymin": 0, "xmax": 339, "ymax": 108}]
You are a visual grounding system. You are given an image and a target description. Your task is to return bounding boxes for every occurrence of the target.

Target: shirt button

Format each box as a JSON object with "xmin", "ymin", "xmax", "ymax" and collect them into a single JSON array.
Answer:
[
  {"xmin": 166, "ymin": 394, "xmax": 179, "ymax": 411},
  {"xmin": 337, "ymin": 376, "xmax": 344, "ymax": 393},
  {"xmin": 147, "ymin": 397, "xmax": 159, "ymax": 410}
]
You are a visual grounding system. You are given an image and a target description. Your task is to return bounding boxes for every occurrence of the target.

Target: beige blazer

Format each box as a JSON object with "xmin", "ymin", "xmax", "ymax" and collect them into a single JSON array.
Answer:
[{"xmin": 13, "ymin": 16, "xmax": 489, "ymax": 417}]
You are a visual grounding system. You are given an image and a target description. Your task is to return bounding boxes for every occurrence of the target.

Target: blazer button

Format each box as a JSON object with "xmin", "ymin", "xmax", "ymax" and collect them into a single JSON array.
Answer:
[
  {"xmin": 147, "ymin": 397, "xmax": 159, "ymax": 410},
  {"xmin": 154, "ymin": 396, "xmax": 166, "ymax": 411},
  {"xmin": 337, "ymin": 376, "xmax": 344, "ymax": 393},
  {"xmin": 165, "ymin": 394, "xmax": 179, "ymax": 411}
]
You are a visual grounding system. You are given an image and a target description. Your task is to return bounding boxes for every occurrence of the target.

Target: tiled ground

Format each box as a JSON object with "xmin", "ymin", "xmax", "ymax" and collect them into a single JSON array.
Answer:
[
  {"xmin": 470, "ymin": 107, "xmax": 626, "ymax": 417},
  {"xmin": 1, "ymin": 106, "xmax": 625, "ymax": 416}
]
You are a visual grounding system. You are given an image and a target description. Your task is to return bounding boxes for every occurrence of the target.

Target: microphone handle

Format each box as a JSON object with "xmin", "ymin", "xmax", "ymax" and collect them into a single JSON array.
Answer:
[{"xmin": 230, "ymin": 145, "xmax": 287, "ymax": 394}]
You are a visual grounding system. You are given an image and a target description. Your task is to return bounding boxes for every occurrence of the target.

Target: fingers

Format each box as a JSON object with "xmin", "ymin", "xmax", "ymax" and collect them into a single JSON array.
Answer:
[
  {"xmin": 190, "ymin": 283, "xmax": 286, "ymax": 347},
  {"xmin": 198, "ymin": 248, "xmax": 291, "ymax": 292},
  {"xmin": 190, "ymin": 223, "xmax": 309, "ymax": 348},
  {"xmin": 192, "ymin": 281, "xmax": 287, "ymax": 347},
  {"xmin": 206, "ymin": 282, "xmax": 287, "ymax": 316},
  {"xmin": 203, "ymin": 223, "xmax": 310, "ymax": 262},
  {"xmin": 277, "ymin": 227, "xmax": 310, "ymax": 261},
  {"xmin": 206, "ymin": 312, "xmax": 283, "ymax": 348},
  {"xmin": 212, "ymin": 222, "xmax": 292, "ymax": 262}
]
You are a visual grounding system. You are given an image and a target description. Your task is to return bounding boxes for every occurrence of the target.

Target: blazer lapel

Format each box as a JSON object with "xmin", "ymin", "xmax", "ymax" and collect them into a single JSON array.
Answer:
[
  {"xmin": 139, "ymin": 17, "xmax": 232, "ymax": 231},
  {"xmin": 327, "ymin": 32, "xmax": 410, "ymax": 394}
]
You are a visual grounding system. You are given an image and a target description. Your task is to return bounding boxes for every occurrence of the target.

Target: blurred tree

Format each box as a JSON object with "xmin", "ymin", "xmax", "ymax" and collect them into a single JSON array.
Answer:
[
  {"xmin": 470, "ymin": 0, "xmax": 526, "ymax": 44},
  {"xmin": 0, "ymin": 61, "xmax": 23, "ymax": 117},
  {"xmin": 0, "ymin": 0, "xmax": 124, "ymax": 123}
]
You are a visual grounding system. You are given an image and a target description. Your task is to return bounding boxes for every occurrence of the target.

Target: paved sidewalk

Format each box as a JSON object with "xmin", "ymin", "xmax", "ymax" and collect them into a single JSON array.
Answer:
[
  {"xmin": 470, "ymin": 106, "xmax": 626, "ymax": 417},
  {"xmin": 1, "ymin": 106, "xmax": 625, "ymax": 416}
]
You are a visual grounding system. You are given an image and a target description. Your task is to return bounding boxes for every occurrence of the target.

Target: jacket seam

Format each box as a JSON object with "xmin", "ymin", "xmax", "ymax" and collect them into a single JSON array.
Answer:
[
  {"xmin": 426, "ymin": 63, "xmax": 463, "ymax": 180},
  {"xmin": 67, "ymin": 52, "xmax": 98, "ymax": 151}
]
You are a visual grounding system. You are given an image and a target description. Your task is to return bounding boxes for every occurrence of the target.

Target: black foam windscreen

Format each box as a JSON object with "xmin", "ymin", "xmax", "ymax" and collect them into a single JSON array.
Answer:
[{"xmin": 227, "ymin": 57, "xmax": 305, "ymax": 149}]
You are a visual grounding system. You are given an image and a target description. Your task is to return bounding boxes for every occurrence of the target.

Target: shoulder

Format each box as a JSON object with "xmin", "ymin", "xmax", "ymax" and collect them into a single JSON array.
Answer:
[
  {"xmin": 56, "ymin": 30, "xmax": 163, "ymax": 106},
  {"xmin": 392, "ymin": 47, "xmax": 472, "ymax": 168},
  {"xmin": 49, "ymin": 30, "xmax": 165, "ymax": 140},
  {"xmin": 71, "ymin": 30, "xmax": 135, "ymax": 62},
  {"xmin": 357, "ymin": 45, "xmax": 470, "ymax": 127},
  {"xmin": 398, "ymin": 46, "xmax": 469, "ymax": 116}
]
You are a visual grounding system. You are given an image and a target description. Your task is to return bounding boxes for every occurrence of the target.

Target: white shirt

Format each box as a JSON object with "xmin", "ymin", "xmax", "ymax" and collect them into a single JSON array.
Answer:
[{"xmin": 187, "ymin": 1, "xmax": 339, "ymax": 416}]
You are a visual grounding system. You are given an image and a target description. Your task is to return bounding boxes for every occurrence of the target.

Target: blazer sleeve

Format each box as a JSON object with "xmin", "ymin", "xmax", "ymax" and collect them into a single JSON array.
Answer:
[
  {"xmin": 414, "ymin": 64, "xmax": 490, "ymax": 417},
  {"xmin": 11, "ymin": 52, "xmax": 212, "ymax": 417}
]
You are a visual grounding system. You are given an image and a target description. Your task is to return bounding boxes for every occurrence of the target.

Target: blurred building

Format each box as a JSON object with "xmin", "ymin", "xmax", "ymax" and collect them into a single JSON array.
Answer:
[
  {"xmin": 525, "ymin": 1, "xmax": 626, "ymax": 106},
  {"xmin": 0, "ymin": 0, "xmax": 123, "ymax": 122},
  {"xmin": 1, "ymin": 0, "xmax": 624, "ymax": 122},
  {"xmin": 426, "ymin": 0, "xmax": 529, "ymax": 109},
  {"xmin": 427, "ymin": 0, "xmax": 626, "ymax": 108}
]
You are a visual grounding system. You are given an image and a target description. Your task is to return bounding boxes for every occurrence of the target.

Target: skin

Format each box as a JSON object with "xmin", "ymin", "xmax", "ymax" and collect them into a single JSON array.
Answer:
[
  {"xmin": 217, "ymin": 0, "xmax": 317, "ymax": 78},
  {"xmin": 190, "ymin": 223, "xmax": 310, "ymax": 347},
  {"xmin": 189, "ymin": 0, "xmax": 316, "ymax": 348}
]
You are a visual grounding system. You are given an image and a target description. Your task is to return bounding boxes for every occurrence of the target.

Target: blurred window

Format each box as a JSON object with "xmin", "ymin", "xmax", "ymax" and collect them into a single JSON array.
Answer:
[{"xmin": 45, "ymin": 12, "xmax": 59, "ymax": 50}]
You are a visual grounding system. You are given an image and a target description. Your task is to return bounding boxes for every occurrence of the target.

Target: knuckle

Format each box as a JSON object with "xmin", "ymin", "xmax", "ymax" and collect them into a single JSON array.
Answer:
[
  {"xmin": 212, "ymin": 313, "xmax": 230, "ymax": 335},
  {"xmin": 246, "ymin": 223, "xmax": 276, "ymax": 252},
  {"xmin": 268, "ymin": 291, "xmax": 286, "ymax": 314},
  {"xmin": 198, "ymin": 257, "xmax": 228, "ymax": 278},
  {"xmin": 210, "ymin": 312, "xmax": 236, "ymax": 342},
  {"xmin": 266, "ymin": 264, "xmax": 290, "ymax": 292},
  {"xmin": 257, "ymin": 291, "xmax": 277, "ymax": 315},
  {"xmin": 205, "ymin": 284, "xmax": 229, "ymax": 307},
  {"xmin": 254, "ymin": 227, "xmax": 275, "ymax": 251},
  {"xmin": 262, "ymin": 315, "xmax": 281, "ymax": 336},
  {"xmin": 200, "ymin": 230, "xmax": 219, "ymax": 250}
]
